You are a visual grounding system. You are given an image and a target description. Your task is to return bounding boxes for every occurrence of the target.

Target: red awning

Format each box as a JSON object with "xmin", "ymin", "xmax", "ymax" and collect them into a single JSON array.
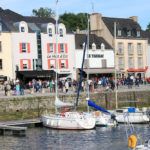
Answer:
[{"xmin": 127, "ymin": 66, "xmax": 148, "ymax": 72}]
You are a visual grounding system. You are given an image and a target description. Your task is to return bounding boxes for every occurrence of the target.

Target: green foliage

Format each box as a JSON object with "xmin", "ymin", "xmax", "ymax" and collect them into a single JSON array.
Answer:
[
  {"xmin": 59, "ymin": 13, "xmax": 89, "ymax": 32},
  {"xmin": 32, "ymin": 7, "xmax": 55, "ymax": 18}
]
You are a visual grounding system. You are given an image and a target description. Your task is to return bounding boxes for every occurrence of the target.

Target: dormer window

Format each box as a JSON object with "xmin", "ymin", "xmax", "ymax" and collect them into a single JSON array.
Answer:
[
  {"xmin": 101, "ymin": 43, "xmax": 105, "ymax": 51},
  {"xmin": 59, "ymin": 28, "xmax": 63, "ymax": 37},
  {"xmin": 83, "ymin": 42, "xmax": 85, "ymax": 49},
  {"xmin": 127, "ymin": 30, "xmax": 131, "ymax": 36},
  {"xmin": 92, "ymin": 43, "xmax": 96, "ymax": 51},
  {"xmin": 137, "ymin": 31, "xmax": 140, "ymax": 37},
  {"xmin": 21, "ymin": 26, "xmax": 25, "ymax": 32},
  {"xmin": 48, "ymin": 28, "xmax": 52, "ymax": 36},
  {"xmin": 118, "ymin": 29, "xmax": 122, "ymax": 36}
]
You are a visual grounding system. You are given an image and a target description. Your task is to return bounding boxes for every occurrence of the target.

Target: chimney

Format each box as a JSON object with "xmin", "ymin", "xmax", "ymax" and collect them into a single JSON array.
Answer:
[
  {"xmin": 129, "ymin": 16, "xmax": 138, "ymax": 22},
  {"xmin": 90, "ymin": 13, "xmax": 103, "ymax": 31}
]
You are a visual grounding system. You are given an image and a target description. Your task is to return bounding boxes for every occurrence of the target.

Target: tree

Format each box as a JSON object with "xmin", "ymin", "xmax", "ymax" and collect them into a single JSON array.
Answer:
[
  {"xmin": 59, "ymin": 13, "xmax": 89, "ymax": 32},
  {"xmin": 146, "ymin": 23, "xmax": 150, "ymax": 31},
  {"xmin": 32, "ymin": 7, "xmax": 55, "ymax": 18}
]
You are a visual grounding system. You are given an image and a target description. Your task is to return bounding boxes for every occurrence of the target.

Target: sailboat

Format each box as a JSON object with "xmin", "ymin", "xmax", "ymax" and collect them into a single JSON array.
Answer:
[
  {"xmin": 41, "ymin": 1, "xmax": 95, "ymax": 130},
  {"xmin": 79, "ymin": 16, "xmax": 117, "ymax": 127}
]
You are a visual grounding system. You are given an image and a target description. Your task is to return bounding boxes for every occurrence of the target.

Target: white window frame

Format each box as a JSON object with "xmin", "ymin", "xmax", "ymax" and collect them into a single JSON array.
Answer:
[
  {"xmin": 118, "ymin": 42, "xmax": 124, "ymax": 54},
  {"xmin": 137, "ymin": 43, "xmax": 142, "ymax": 55},
  {"xmin": 118, "ymin": 30, "xmax": 122, "ymax": 36},
  {"xmin": 138, "ymin": 57, "xmax": 143, "ymax": 68},
  {"xmin": 50, "ymin": 43, "xmax": 54, "ymax": 53},
  {"xmin": 128, "ymin": 57, "xmax": 134, "ymax": 68},
  {"xmin": 137, "ymin": 31, "xmax": 140, "ymax": 37},
  {"xmin": 22, "ymin": 43, "xmax": 27, "ymax": 52},
  {"xmin": 48, "ymin": 28, "xmax": 52, "ymax": 36},
  {"xmin": 60, "ymin": 43, "xmax": 64, "ymax": 53},
  {"xmin": 128, "ymin": 43, "xmax": 134, "ymax": 54},
  {"xmin": 59, "ymin": 28, "xmax": 63, "ymax": 37}
]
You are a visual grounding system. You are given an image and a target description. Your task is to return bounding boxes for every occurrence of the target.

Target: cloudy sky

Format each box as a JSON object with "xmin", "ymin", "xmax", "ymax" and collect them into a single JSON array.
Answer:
[{"xmin": 0, "ymin": 0, "xmax": 150, "ymax": 29}]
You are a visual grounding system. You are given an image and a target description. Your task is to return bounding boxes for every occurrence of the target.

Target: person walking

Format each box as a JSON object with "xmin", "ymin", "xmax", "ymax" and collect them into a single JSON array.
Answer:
[{"xmin": 65, "ymin": 80, "xmax": 69, "ymax": 93}]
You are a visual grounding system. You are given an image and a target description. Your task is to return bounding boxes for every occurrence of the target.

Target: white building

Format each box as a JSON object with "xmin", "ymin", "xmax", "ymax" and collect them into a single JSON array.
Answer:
[{"xmin": 74, "ymin": 34, "xmax": 114, "ymax": 79}]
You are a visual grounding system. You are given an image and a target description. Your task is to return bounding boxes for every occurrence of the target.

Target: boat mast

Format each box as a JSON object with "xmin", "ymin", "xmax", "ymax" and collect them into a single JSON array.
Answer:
[
  {"xmin": 114, "ymin": 22, "xmax": 118, "ymax": 109},
  {"xmin": 86, "ymin": 15, "xmax": 90, "ymax": 113},
  {"xmin": 55, "ymin": 0, "xmax": 59, "ymax": 113}
]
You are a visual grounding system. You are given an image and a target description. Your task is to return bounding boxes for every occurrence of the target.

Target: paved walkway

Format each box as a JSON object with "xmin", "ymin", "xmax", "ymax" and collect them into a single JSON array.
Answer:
[{"xmin": 0, "ymin": 84, "xmax": 150, "ymax": 99}]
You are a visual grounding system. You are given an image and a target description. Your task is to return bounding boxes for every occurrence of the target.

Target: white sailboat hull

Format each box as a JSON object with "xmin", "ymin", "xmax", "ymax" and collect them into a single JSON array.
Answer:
[
  {"xmin": 115, "ymin": 112, "xmax": 149, "ymax": 123},
  {"xmin": 84, "ymin": 112, "xmax": 117, "ymax": 127},
  {"xmin": 41, "ymin": 112, "xmax": 96, "ymax": 130}
]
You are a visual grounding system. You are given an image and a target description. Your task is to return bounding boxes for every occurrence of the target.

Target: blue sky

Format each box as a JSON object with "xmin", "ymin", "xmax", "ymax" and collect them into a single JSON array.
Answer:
[{"xmin": 0, "ymin": 0, "xmax": 150, "ymax": 29}]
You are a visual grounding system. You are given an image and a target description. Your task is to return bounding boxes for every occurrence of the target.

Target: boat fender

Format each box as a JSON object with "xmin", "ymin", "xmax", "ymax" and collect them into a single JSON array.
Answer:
[{"xmin": 128, "ymin": 134, "xmax": 137, "ymax": 149}]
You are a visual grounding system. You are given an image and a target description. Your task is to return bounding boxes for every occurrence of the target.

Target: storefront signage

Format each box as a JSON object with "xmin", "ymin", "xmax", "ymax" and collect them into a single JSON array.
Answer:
[
  {"xmin": 47, "ymin": 54, "xmax": 68, "ymax": 59},
  {"xmin": 88, "ymin": 54, "xmax": 104, "ymax": 58}
]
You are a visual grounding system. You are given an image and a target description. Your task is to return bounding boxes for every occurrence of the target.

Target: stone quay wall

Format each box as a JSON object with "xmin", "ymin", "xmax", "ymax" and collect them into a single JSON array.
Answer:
[{"xmin": 0, "ymin": 91, "xmax": 150, "ymax": 121}]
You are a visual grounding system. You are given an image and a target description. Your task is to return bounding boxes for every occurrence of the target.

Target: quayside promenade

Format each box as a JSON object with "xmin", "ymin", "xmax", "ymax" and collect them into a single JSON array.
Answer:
[{"xmin": 0, "ymin": 84, "xmax": 150, "ymax": 121}]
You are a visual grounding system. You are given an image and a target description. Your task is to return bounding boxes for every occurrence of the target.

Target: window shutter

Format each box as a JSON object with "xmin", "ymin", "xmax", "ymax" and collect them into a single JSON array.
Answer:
[
  {"xmin": 58, "ymin": 43, "xmax": 61, "ymax": 53},
  {"xmin": 47, "ymin": 43, "xmax": 50, "ymax": 53},
  {"xmin": 59, "ymin": 59, "xmax": 61, "ymax": 69},
  {"xmin": 27, "ymin": 43, "xmax": 30, "ymax": 53},
  {"xmin": 66, "ymin": 59, "xmax": 68, "ymax": 69},
  {"xmin": 47, "ymin": 59, "xmax": 50, "ymax": 69},
  {"xmin": 65, "ymin": 43, "xmax": 68, "ymax": 53},
  {"xmin": 28, "ymin": 59, "xmax": 31, "ymax": 69},
  {"xmin": 19, "ymin": 43, "xmax": 22, "ymax": 53},
  {"xmin": 20, "ymin": 59, "xmax": 23, "ymax": 70},
  {"xmin": 54, "ymin": 43, "xmax": 56, "ymax": 53}
]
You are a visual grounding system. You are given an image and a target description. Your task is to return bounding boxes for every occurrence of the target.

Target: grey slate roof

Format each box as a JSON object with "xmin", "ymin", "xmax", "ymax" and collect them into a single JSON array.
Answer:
[
  {"xmin": 0, "ymin": 8, "xmax": 55, "ymax": 33},
  {"xmin": 75, "ymin": 34, "xmax": 112, "ymax": 49},
  {"xmin": 102, "ymin": 17, "xmax": 141, "ymax": 38},
  {"xmin": 141, "ymin": 31, "xmax": 150, "ymax": 44}
]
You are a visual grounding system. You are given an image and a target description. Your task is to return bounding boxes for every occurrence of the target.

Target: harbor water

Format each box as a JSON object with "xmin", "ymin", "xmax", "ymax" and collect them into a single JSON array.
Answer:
[{"xmin": 0, "ymin": 125, "xmax": 149, "ymax": 150}]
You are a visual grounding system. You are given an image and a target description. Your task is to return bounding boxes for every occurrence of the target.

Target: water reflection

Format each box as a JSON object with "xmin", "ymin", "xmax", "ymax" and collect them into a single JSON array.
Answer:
[{"xmin": 0, "ymin": 125, "xmax": 149, "ymax": 150}]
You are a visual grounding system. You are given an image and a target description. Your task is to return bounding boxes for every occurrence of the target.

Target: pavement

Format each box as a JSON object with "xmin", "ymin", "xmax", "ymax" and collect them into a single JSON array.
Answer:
[{"xmin": 0, "ymin": 84, "xmax": 150, "ymax": 99}]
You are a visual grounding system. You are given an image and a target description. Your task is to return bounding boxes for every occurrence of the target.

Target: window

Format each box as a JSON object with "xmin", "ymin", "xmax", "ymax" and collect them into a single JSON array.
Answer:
[
  {"xmin": 128, "ymin": 43, "xmax": 134, "ymax": 54},
  {"xmin": 22, "ymin": 43, "xmax": 27, "ymax": 52},
  {"xmin": 127, "ymin": 30, "xmax": 131, "ymax": 36},
  {"xmin": 61, "ymin": 62, "xmax": 65, "ymax": 68},
  {"xmin": 128, "ymin": 57, "xmax": 134, "ymax": 68},
  {"xmin": 0, "ymin": 41, "xmax": 2, "ymax": 52},
  {"xmin": 137, "ymin": 31, "xmax": 140, "ymax": 37},
  {"xmin": 23, "ymin": 64, "xmax": 28, "ymax": 69},
  {"xmin": 92, "ymin": 43, "xmax": 96, "ymax": 50},
  {"xmin": 138, "ymin": 57, "xmax": 143, "ymax": 68},
  {"xmin": 21, "ymin": 26, "xmax": 25, "ymax": 32},
  {"xmin": 60, "ymin": 43, "xmax": 64, "ymax": 53},
  {"xmin": 137, "ymin": 43, "xmax": 142, "ymax": 55},
  {"xmin": 48, "ymin": 28, "xmax": 52, "ymax": 36},
  {"xmin": 50, "ymin": 43, "xmax": 54, "ymax": 53},
  {"xmin": 118, "ymin": 42, "xmax": 124, "ymax": 54},
  {"xmin": 59, "ymin": 28, "xmax": 63, "ymax": 37},
  {"xmin": 0, "ymin": 59, "xmax": 2, "ymax": 69},
  {"xmin": 118, "ymin": 57, "xmax": 124, "ymax": 69},
  {"xmin": 118, "ymin": 30, "xmax": 122, "ymax": 36},
  {"xmin": 50, "ymin": 60, "xmax": 55, "ymax": 68},
  {"xmin": 101, "ymin": 59, "xmax": 107, "ymax": 68}
]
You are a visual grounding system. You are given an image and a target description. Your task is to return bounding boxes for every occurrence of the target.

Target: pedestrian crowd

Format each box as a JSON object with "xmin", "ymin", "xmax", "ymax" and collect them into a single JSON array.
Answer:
[{"xmin": 1, "ymin": 75, "xmax": 148, "ymax": 96}]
